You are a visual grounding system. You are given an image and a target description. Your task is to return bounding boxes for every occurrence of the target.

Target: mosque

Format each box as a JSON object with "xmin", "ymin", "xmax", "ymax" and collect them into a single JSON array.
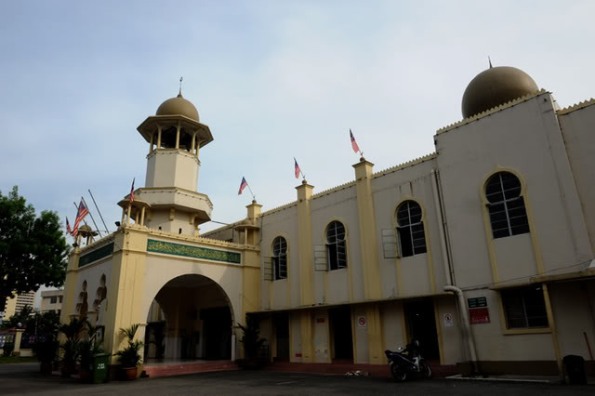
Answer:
[{"xmin": 61, "ymin": 64, "xmax": 595, "ymax": 378}]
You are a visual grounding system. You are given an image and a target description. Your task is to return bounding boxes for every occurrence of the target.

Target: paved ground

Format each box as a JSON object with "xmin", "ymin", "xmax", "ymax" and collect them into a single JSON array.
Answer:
[{"xmin": 1, "ymin": 362, "xmax": 593, "ymax": 396}]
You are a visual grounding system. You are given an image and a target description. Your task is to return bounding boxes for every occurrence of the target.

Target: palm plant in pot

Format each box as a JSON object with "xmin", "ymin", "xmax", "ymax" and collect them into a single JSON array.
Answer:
[
  {"xmin": 238, "ymin": 316, "xmax": 267, "ymax": 369},
  {"xmin": 78, "ymin": 324, "xmax": 104, "ymax": 383},
  {"xmin": 115, "ymin": 323, "xmax": 143, "ymax": 380},
  {"xmin": 58, "ymin": 318, "xmax": 86, "ymax": 378}
]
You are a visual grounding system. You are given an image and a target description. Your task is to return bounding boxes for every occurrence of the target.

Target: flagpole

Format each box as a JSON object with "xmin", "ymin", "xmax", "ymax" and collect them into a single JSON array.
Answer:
[
  {"xmin": 246, "ymin": 184, "xmax": 256, "ymax": 201},
  {"xmin": 81, "ymin": 197, "xmax": 102, "ymax": 237},
  {"xmin": 88, "ymin": 189, "xmax": 109, "ymax": 234},
  {"xmin": 350, "ymin": 129, "xmax": 364, "ymax": 159},
  {"xmin": 294, "ymin": 157, "xmax": 306, "ymax": 181}
]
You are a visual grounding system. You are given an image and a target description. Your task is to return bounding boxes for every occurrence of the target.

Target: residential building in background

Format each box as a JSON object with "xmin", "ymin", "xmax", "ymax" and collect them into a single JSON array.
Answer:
[
  {"xmin": 40, "ymin": 289, "xmax": 64, "ymax": 316},
  {"xmin": 2, "ymin": 291, "xmax": 35, "ymax": 321}
]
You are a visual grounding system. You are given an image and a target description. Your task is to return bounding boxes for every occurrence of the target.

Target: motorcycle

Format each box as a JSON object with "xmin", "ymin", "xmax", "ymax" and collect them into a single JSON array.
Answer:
[{"xmin": 384, "ymin": 341, "xmax": 432, "ymax": 382}]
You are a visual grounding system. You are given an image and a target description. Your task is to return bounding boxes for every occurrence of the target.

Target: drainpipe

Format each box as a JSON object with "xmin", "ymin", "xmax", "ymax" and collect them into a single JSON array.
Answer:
[
  {"xmin": 444, "ymin": 285, "xmax": 479, "ymax": 376},
  {"xmin": 431, "ymin": 169, "xmax": 454, "ymax": 286}
]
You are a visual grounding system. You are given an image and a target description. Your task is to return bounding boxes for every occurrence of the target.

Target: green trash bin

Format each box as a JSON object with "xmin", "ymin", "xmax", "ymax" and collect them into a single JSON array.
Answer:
[{"xmin": 92, "ymin": 353, "xmax": 110, "ymax": 384}]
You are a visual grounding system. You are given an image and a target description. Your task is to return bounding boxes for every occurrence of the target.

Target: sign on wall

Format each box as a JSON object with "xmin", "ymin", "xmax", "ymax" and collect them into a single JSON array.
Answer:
[{"xmin": 467, "ymin": 297, "xmax": 490, "ymax": 324}]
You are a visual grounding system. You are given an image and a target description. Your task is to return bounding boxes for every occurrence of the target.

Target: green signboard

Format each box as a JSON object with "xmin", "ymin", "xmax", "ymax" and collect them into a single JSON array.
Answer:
[{"xmin": 147, "ymin": 239, "xmax": 241, "ymax": 264}]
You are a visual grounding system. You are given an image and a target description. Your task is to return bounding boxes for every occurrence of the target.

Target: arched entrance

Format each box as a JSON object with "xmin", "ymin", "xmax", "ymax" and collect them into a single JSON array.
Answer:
[{"xmin": 145, "ymin": 274, "xmax": 234, "ymax": 361}]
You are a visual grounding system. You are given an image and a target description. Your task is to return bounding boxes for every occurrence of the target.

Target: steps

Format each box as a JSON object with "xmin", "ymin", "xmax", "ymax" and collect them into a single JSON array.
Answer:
[{"xmin": 142, "ymin": 360, "xmax": 239, "ymax": 378}]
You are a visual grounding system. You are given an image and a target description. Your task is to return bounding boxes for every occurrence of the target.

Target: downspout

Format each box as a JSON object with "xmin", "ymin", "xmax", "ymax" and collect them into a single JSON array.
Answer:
[
  {"xmin": 432, "ymin": 169, "xmax": 479, "ymax": 375},
  {"xmin": 431, "ymin": 169, "xmax": 454, "ymax": 286},
  {"xmin": 444, "ymin": 285, "xmax": 479, "ymax": 376}
]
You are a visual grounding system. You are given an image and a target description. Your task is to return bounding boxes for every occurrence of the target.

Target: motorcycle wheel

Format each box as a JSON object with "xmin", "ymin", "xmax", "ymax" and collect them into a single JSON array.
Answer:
[
  {"xmin": 420, "ymin": 361, "xmax": 432, "ymax": 378},
  {"xmin": 390, "ymin": 364, "xmax": 408, "ymax": 382}
]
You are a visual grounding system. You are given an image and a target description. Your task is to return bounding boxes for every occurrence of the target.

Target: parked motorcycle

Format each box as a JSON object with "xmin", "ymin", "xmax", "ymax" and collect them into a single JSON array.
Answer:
[{"xmin": 384, "ymin": 340, "xmax": 431, "ymax": 382}]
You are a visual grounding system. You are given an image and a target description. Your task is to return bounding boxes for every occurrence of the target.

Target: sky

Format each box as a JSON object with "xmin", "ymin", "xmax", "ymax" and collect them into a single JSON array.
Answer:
[{"xmin": 1, "ymin": 0, "xmax": 595, "ymax": 239}]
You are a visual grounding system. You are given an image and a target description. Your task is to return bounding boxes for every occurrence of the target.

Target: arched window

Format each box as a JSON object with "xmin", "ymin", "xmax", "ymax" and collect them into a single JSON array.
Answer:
[
  {"xmin": 326, "ymin": 221, "xmax": 347, "ymax": 270},
  {"xmin": 396, "ymin": 200, "xmax": 427, "ymax": 257},
  {"xmin": 485, "ymin": 172, "xmax": 529, "ymax": 239},
  {"xmin": 272, "ymin": 236, "xmax": 287, "ymax": 280}
]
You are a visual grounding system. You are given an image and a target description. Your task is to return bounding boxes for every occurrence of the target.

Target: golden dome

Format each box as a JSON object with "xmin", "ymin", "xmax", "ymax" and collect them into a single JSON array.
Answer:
[
  {"xmin": 461, "ymin": 66, "xmax": 539, "ymax": 118},
  {"xmin": 156, "ymin": 93, "xmax": 199, "ymax": 121}
]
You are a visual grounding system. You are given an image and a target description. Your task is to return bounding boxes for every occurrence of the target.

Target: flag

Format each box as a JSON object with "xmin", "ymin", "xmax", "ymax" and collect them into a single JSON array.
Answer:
[
  {"xmin": 66, "ymin": 217, "xmax": 73, "ymax": 236},
  {"xmin": 238, "ymin": 177, "xmax": 248, "ymax": 195},
  {"xmin": 129, "ymin": 178, "xmax": 135, "ymax": 203},
  {"xmin": 294, "ymin": 158, "xmax": 301, "ymax": 179},
  {"xmin": 350, "ymin": 129, "xmax": 361, "ymax": 154},
  {"xmin": 72, "ymin": 199, "xmax": 89, "ymax": 236}
]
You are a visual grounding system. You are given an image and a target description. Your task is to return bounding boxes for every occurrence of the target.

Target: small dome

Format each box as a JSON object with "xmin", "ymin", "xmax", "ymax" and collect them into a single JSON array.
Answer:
[
  {"xmin": 156, "ymin": 93, "xmax": 199, "ymax": 121},
  {"xmin": 462, "ymin": 66, "xmax": 539, "ymax": 118}
]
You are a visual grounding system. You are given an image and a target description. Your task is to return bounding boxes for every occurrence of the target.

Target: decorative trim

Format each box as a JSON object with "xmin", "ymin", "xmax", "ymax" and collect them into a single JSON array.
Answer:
[
  {"xmin": 147, "ymin": 239, "xmax": 241, "ymax": 264},
  {"xmin": 79, "ymin": 243, "xmax": 114, "ymax": 267}
]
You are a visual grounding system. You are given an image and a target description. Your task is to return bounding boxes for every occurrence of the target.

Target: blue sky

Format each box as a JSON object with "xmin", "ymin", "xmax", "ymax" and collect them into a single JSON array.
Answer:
[{"xmin": 2, "ymin": 0, "xmax": 595, "ymax": 236}]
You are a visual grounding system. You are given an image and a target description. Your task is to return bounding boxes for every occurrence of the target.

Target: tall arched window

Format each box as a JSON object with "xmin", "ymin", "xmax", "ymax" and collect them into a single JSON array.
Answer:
[
  {"xmin": 272, "ymin": 236, "xmax": 287, "ymax": 280},
  {"xmin": 485, "ymin": 171, "xmax": 529, "ymax": 239},
  {"xmin": 396, "ymin": 200, "xmax": 427, "ymax": 257},
  {"xmin": 326, "ymin": 221, "xmax": 347, "ymax": 270}
]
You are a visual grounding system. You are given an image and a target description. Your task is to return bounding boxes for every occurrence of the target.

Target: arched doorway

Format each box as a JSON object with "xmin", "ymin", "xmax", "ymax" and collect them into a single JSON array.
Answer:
[{"xmin": 145, "ymin": 274, "xmax": 234, "ymax": 361}]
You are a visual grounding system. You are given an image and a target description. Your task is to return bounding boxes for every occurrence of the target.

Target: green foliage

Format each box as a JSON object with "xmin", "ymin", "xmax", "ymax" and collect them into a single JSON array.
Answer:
[
  {"xmin": 1, "ymin": 304, "xmax": 33, "ymax": 329},
  {"xmin": 58, "ymin": 317, "xmax": 88, "ymax": 376},
  {"xmin": 238, "ymin": 316, "xmax": 266, "ymax": 360},
  {"xmin": 2, "ymin": 342, "xmax": 14, "ymax": 357},
  {"xmin": 115, "ymin": 324, "xmax": 143, "ymax": 368},
  {"xmin": 32, "ymin": 309, "xmax": 62, "ymax": 365},
  {"xmin": 0, "ymin": 186, "xmax": 69, "ymax": 303}
]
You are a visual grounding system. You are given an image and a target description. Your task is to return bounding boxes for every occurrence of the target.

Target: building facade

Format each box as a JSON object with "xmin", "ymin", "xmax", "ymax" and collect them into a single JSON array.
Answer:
[
  {"xmin": 2, "ymin": 291, "xmax": 35, "ymax": 321},
  {"xmin": 61, "ymin": 65, "xmax": 595, "ymax": 376},
  {"xmin": 40, "ymin": 289, "xmax": 64, "ymax": 316}
]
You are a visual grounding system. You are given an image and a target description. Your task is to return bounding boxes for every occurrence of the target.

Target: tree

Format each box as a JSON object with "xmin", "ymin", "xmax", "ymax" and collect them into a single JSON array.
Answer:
[{"xmin": 0, "ymin": 186, "xmax": 69, "ymax": 307}]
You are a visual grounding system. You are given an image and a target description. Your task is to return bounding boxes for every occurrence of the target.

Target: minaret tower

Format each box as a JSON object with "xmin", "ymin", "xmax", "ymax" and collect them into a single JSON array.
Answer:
[{"xmin": 119, "ymin": 88, "xmax": 214, "ymax": 235}]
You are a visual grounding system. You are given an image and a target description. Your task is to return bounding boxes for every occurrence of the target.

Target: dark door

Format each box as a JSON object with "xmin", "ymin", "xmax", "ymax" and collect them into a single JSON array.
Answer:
[
  {"xmin": 329, "ymin": 306, "xmax": 353, "ymax": 361},
  {"xmin": 404, "ymin": 299, "xmax": 439, "ymax": 359},
  {"xmin": 273, "ymin": 313, "xmax": 289, "ymax": 361}
]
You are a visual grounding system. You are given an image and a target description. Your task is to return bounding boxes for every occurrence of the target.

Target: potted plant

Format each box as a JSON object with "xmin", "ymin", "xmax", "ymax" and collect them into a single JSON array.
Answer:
[
  {"xmin": 115, "ymin": 324, "xmax": 143, "ymax": 380},
  {"xmin": 58, "ymin": 318, "xmax": 86, "ymax": 378},
  {"xmin": 237, "ymin": 316, "xmax": 267, "ymax": 369}
]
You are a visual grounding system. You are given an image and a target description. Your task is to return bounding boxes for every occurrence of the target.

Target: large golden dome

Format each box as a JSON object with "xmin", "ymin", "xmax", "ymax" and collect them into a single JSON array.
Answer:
[
  {"xmin": 461, "ymin": 66, "xmax": 539, "ymax": 118},
  {"xmin": 156, "ymin": 93, "xmax": 199, "ymax": 121}
]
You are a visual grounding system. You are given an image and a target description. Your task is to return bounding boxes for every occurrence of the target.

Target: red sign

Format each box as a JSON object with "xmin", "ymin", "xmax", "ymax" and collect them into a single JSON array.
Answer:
[{"xmin": 469, "ymin": 307, "xmax": 490, "ymax": 324}]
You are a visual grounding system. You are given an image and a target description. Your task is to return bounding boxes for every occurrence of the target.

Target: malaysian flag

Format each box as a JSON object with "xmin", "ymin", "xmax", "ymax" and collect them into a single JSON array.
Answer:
[
  {"xmin": 294, "ymin": 158, "xmax": 301, "ymax": 179},
  {"xmin": 350, "ymin": 129, "xmax": 361, "ymax": 154},
  {"xmin": 129, "ymin": 178, "xmax": 135, "ymax": 203},
  {"xmin": 238, "ymin": 177, "xmax": 248, "ymax": 195},
  {"xmin": 66, "ymin": 217, "xmax": 73, "ymax": 236},
  {"xmin": 72, "ymin": 199, "xmax": 89, "ymax": 236}
]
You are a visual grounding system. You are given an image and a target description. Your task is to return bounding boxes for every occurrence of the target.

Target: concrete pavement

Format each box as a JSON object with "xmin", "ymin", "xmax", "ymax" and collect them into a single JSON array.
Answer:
[{"xmin": 1, "ymin": 362, "xmax": 593, "ymax": 395}]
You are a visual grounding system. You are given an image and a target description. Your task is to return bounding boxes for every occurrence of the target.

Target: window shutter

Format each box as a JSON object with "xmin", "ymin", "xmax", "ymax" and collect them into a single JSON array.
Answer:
[
  {"xmin": 381, "ymin": 228, "xmax": 398, "ymax": 258},
  {"xmin": 263, "ymin": 258, "xmax": 273, "ymax": 281},
  {"xmin": 314, "ymin": 245, "xmax": 327, "ymax": 271}
]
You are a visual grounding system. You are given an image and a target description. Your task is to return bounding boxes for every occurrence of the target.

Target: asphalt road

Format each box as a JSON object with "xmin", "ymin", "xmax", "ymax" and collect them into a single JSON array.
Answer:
[{"xmin": 1, "ymin": 362, "xmax": 592, "ymax": 396}]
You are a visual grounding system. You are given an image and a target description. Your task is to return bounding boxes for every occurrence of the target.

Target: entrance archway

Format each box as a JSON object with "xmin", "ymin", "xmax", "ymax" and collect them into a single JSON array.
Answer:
[{"xmin": 145, "ymin": 274, "xmax": 234, "ymax": 361}]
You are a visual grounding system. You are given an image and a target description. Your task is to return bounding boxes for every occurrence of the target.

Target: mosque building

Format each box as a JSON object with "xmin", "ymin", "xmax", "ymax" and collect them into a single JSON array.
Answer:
[{"xmin": 61, "ymin": 64, "xmax": 595, "ymax": 378}]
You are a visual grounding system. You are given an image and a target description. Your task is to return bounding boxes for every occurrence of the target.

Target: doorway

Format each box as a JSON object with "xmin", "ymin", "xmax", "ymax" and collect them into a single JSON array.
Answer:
[
  {"xmin": 329, "ymin": 306, "xmax": 353, "ymax": 361},
  {"xmin": 273, "ymin": 312, "xmax": 289, "ymax": 361},
  {"xmin": 404, "ymin": 299, "xmax": 439, "ymax": 359}
]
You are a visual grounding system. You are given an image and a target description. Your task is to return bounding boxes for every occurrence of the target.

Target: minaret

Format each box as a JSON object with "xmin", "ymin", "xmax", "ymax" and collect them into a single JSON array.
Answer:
[{"xmin": 119, "ymin": 88, "xmax": 214, "ymax": 235}]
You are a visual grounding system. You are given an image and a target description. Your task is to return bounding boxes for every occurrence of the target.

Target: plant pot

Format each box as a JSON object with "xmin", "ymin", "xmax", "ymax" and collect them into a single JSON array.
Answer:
[{"xmin": 120, "ymin": 366, "xmax": 138, "ymax": 380}]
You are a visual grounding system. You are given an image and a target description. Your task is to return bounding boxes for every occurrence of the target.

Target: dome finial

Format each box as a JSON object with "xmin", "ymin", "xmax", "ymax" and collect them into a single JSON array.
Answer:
[
  {"xmin": 488, "ymin": 56, "xmax": 493, "ymax": 69},
  {"xmin": 178, "ymin": 76, "xmax": 183, "ymax": 97}
]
